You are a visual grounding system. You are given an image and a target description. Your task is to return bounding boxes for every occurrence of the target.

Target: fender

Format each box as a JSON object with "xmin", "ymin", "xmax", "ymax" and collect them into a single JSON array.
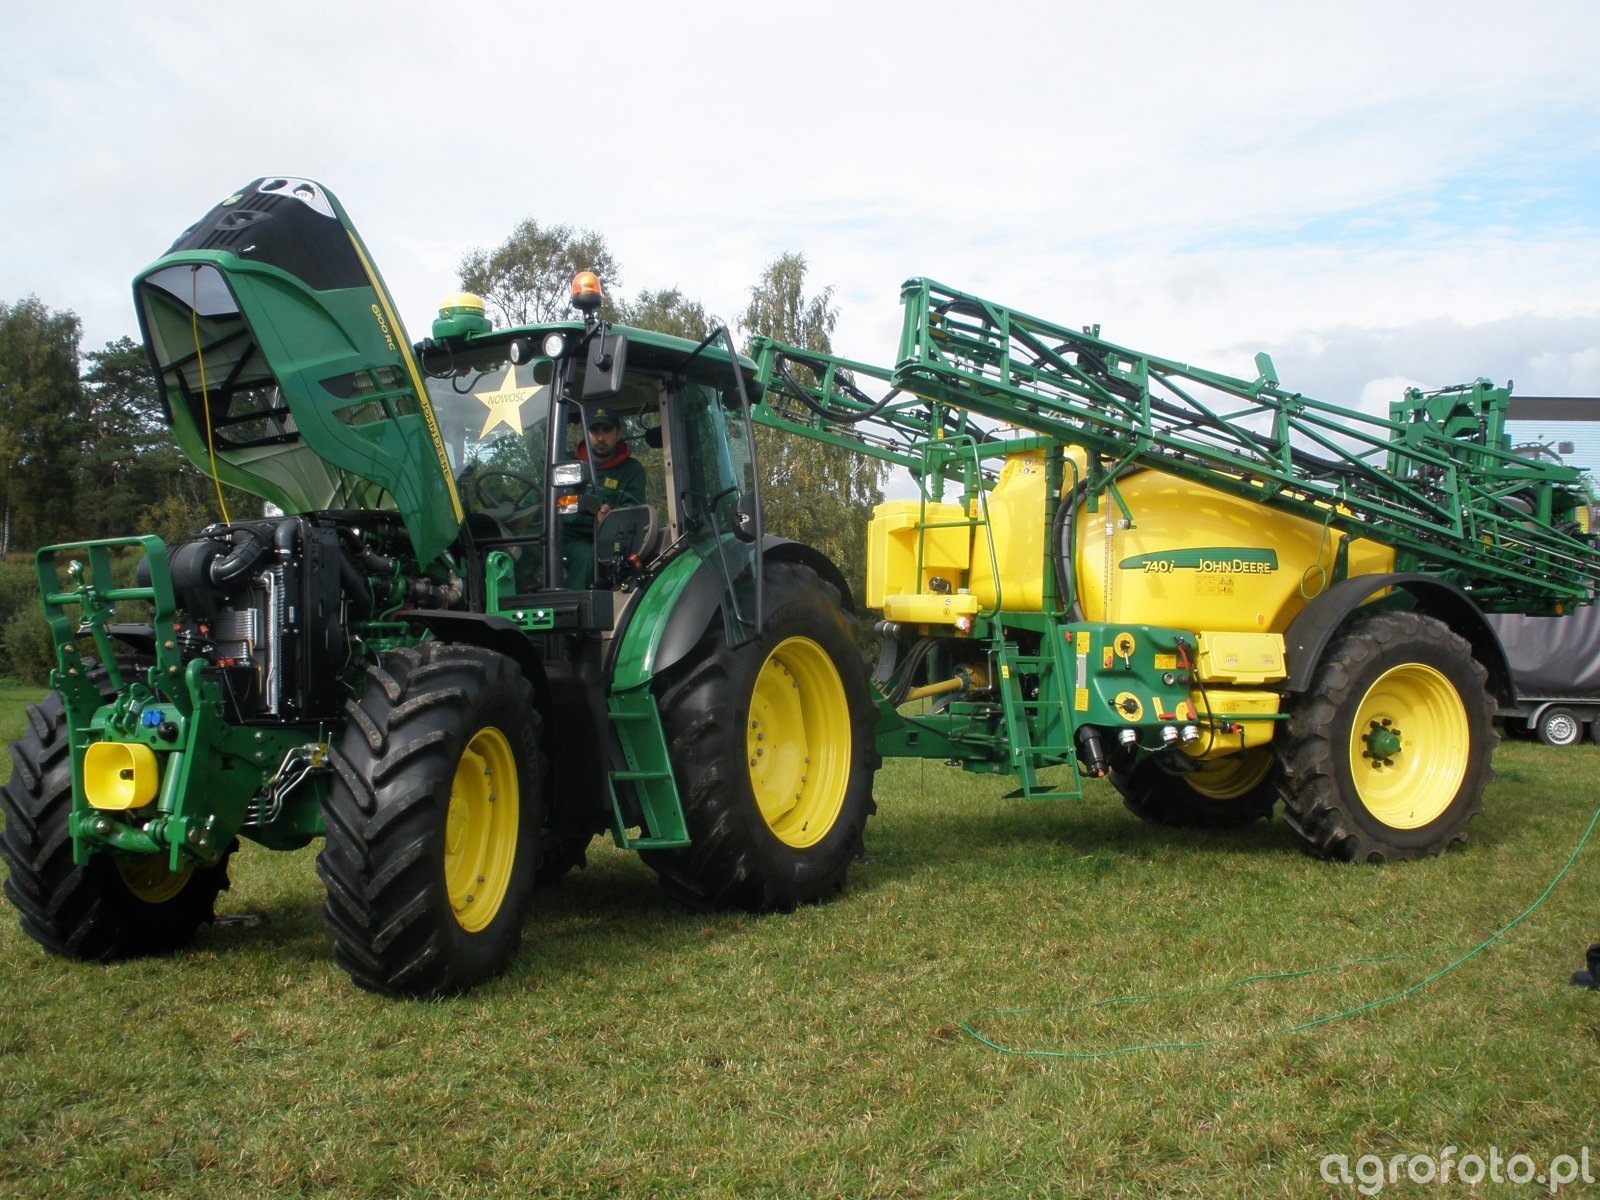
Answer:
[
  {"xmin": 612, "ymin": 536, "xmax": 857, "ymax": 689},
  {"xmin": 611, "ymin": 552, "xmax": 724, "ymax": 689},
  {"xmin": 1282, "ymin": 573, "xmax": 1514, "ymax": 702}
]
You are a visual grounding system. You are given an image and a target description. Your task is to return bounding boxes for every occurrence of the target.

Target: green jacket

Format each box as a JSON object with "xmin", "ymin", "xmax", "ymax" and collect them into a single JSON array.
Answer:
[{"xmin": 566, "ymin": 441, "xmax": 647, "ymax": 539}]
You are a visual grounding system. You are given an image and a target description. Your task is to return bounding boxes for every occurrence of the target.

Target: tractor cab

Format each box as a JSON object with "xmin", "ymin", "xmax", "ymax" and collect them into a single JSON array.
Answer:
[{"xmin": 418, "ymin": 296, "xmax": 764, "ymax": 641}]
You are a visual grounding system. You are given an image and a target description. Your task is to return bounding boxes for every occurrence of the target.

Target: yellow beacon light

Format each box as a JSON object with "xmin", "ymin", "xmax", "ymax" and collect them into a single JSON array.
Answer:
[{"xmin": 571, "ymin": 271, "xmax": 604, "ymax": 315}]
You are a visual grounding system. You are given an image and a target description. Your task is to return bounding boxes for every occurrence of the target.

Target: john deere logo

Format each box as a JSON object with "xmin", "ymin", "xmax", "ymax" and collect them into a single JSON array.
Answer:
[{"xmin": 1122, "ymin": 548, "xmax": 1279, "ymax": 575}]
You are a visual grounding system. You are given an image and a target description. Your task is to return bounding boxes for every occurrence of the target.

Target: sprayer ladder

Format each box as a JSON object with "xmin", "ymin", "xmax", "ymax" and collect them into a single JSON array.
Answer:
[{"xmin": 994, "ymin": 631, "xmax": 1082, "ymax": 801}]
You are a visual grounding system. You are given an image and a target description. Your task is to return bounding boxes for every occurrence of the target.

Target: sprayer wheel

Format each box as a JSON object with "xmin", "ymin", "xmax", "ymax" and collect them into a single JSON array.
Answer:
[
  {"xmin": 1280, "ymin": 611, "xmax": 1495, "ymax": 862},
  {"xmin": 1112, "ymin": 747, "xmax": 1280, "ymax": 829}
]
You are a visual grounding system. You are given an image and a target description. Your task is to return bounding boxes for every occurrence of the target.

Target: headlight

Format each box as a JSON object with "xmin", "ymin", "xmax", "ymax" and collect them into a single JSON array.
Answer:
[
  {"xmin": 551, "ymin": 462, "xmax": 585, "ymax": 488},
  {"xmin": 543, "ymin": 332, "xmax": 568, "ymax": 359}
]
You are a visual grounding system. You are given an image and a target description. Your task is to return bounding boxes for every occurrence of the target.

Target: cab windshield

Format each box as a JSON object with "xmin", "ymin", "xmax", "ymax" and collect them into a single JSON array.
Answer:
[
  {"xmin": 418, "ymin": 326, "xmax": 758, "ymax": 621},
  {"xmin": 421, "ymin": 347, "xmax": 553, "ymax": 536}
]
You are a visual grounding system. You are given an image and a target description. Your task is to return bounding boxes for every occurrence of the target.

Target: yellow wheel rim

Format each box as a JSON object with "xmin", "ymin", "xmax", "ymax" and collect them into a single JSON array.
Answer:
[
  {"xmin": 1185, "ymin": 747, "xmax": 1274, "ymax": 801},
  {"xmin": 746, "ymin": 637, "xmax": 852, "ymax": 849},
  {"xmin": 116, "ymin": 856, "xmax": 194, "ymax": 904},
  {"xmin": 1349, "ymin": 663, "xmax": 1468, "ymax": 829},
  {"xmin": 445, "ymin": 726, "xmax": 519, "ymax": 933}
]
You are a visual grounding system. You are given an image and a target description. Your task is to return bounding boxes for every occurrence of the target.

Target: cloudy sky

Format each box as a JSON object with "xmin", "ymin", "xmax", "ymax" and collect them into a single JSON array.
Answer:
[{"xmin": 4, "ymin": 0, "xmax": 1598, "ymax": 416}]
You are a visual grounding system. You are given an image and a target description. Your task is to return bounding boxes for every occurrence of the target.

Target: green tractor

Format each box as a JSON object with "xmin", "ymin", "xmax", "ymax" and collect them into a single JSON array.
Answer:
[
  {"xmin": 0, "ymin": 178, "xmax": 877, "ymax": 995},
  {"xmin": 7, "ymin": 177, "xmax": 1597, "ymax": 997}
]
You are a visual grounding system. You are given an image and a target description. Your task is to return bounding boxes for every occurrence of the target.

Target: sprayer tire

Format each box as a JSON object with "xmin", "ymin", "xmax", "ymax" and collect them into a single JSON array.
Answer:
[
  {"xmin": 0, "ymin": 682, "xmax": 231, "ymax": 960},
  {"xmin": 319, "ymin": 643, "xmax": 542, "ymax": 996},
  {"xmin": 1112, "ymin": 749, "xmax": 1279, "ymax": 829},
  {"xmin": 642, "ymin": 560, "xmax": 878, "ymax": 911},
  {"xmin": 1280, "ymin": 611, "xmax": 1495, "ymax": 862}
]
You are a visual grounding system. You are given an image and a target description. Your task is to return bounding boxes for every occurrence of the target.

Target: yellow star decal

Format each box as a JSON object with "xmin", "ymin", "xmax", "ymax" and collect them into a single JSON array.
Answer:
[{"xmin": 476, "ymin": 365, "xmax": 542, "ymax": 437}]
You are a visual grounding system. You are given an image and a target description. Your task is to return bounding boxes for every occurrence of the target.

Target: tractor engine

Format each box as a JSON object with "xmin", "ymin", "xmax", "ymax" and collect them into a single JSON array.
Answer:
[{"xmin": 164, "ymin": 516, "xmax": 348, "ymax": 723}]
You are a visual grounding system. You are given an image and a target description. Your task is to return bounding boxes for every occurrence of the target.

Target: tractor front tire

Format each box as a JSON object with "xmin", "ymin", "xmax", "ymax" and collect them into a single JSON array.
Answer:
[
  {"xmin": 643, "ymin": 561, "xmax": 878, "ymax": 911},
  {"xmin": 1280, "ymin": 611, "xmax": 1496, "ymax": 862},
  {"xmin": 1112, "ymin": 747, "xmax": 1279, "ymax": 829},
  {"xmin": 319, "ymin": 643, "xmax": 543, "ymax": 997},
  {"xmin": 1, "ymin": 688, "xmax": 231, "ymax": 959}
]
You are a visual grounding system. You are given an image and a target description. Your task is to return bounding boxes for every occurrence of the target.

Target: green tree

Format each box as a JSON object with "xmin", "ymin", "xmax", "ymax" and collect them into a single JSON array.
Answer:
[
  {"xmin": 614, "ymin": 287, "xmax": 715, "ymax": 341},
  {"xmin": 0, "ymin": 297, "xmax": 85, "ymax": 553},
  {"xmin": 458, "ymin": 220, "xmax": 621, "ymax": 327},
  {"xmin": 77, "ymin": 336, "xmax": 197, "ymax": 539},
  {"xmin": 739, "ymin": 254, "xmax": 887, "ymax": 606}
]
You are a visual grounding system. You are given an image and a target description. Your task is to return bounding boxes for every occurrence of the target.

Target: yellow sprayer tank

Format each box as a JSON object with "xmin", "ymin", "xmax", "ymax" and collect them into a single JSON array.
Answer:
[
  {"xmin": 1070, "ymin": 467, "xmax": 1394, "ymax": 635},
  {"xmin": 870, "ymin": 446, "xmax": 1394, "ymax": 636}
]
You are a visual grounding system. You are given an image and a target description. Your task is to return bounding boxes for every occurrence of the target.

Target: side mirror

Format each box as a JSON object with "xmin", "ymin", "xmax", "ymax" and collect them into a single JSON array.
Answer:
[
  {"xmin": 581, "ymin": 332, "xmax": 628, "ymax": 401},
  {"xmin": 733, "ymin": 490, "xmax": 760, "ymax": 543}
]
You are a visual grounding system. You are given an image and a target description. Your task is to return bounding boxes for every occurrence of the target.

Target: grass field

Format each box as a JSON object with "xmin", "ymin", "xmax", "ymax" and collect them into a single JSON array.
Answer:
[{"xmin": 1, "ymin": 683, "xmax": 1598, "ymax": 1198}]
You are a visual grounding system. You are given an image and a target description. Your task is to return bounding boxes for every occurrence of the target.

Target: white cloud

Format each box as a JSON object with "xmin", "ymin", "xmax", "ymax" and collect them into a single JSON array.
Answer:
[
  {"xmin": 0, "ymin": 0, "xmax": 1596, "ymax": 415},
  {"xmin": 1259, "ymin": 314, "xmax": 1600, "ymax": 410},
  {"xmin": 1356, "ymin": 376, "xmax": 1431, "ymax": 420}
]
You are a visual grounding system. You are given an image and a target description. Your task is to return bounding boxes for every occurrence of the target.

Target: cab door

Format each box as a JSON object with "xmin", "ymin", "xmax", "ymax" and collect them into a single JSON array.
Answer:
[{"xmin": 668, "ymin": 365, "xmax": 763, "ymax": 647}]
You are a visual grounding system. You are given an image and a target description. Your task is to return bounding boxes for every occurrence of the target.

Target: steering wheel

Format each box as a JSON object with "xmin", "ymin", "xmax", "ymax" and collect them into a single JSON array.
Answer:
[{"xmin": 469, "ymin": 469, "xmax": 542, "ymax": 533}]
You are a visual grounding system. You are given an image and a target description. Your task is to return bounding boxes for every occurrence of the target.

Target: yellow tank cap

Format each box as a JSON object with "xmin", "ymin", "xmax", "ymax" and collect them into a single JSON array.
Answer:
[{"xmin": 84, "ymin": 741, "xmax": 160, "ymax": 810}]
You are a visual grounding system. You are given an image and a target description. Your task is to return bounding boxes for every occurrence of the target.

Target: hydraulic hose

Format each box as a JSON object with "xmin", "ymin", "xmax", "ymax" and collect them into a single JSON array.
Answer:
[
  {"xmin": 775, "ymin": 355, "xmax": 901, "ymax": 424},
  {"xmin": 207, "ymin": 526, "xmax": 269, "ymax": 588}
]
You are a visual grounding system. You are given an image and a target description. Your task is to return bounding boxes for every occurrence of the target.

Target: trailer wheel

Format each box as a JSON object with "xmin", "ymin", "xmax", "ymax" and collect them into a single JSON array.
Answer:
[
  {"xmin": 1113, "ymin": 747, "xmax": 1279, "ymax": 828},
  {"xmin": 319, "ymin": 643, "xmax": 542, "ymax": 996},
  {"xmin": 1280, "ymin": 611, "xmax": 1495, "ymax": 862},
  {"xmin": 643, "ymin": 560, "xmax": 878, "ymax": 910},
  {"xmin": 1536, "ymin": 706, "xmax": 1584, "ymax": 748},
  {"xmin": 0, "ymin": 686, "xmax": 231, "ymax": 960}
]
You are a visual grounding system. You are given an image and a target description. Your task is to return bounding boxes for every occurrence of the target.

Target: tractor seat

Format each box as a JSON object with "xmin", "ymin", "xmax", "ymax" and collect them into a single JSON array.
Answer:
[{"xmin": 594, "ymin": 504, "xmax": 665, "ymax": 585}]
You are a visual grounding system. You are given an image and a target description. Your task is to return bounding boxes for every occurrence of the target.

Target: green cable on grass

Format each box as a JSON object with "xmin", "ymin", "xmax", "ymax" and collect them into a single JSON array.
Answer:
[{"xmin": 960, "ymin": 800, "xmax": 1600, "ymax": 1060}]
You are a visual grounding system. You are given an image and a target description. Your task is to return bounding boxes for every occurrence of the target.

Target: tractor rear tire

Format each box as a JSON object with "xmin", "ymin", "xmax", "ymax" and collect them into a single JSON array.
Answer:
[
  {"xmin": 1, "ymin": 687, "xmax": 231, "ymax": 959},
  {"xmin": 642, "ymin": 560, "xmax": 878, "ymax": 911},
  {"xmin": 1280, "ymin": 611, "xmax": 1496, "ymax": 862},
  {"xmin": 1112, "ymin": 747, "xmax": 1279, "ymax": 828},
  {"xmin": 319, "ymin": 643, "xmax": 543, "ymax": 997}
]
